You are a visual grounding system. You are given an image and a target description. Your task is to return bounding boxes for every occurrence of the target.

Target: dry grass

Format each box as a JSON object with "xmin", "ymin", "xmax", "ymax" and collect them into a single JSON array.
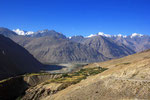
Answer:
[{"xmin": 84, "ymin": 50, "xmax": 150, "ymax": 69}]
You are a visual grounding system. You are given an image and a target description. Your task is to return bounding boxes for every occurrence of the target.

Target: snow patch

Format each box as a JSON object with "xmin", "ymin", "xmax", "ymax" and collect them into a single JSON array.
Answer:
[
  {"xmin": 98, "ymin": 32, "xmax": 111, "ymax": 37},
  {"xmin": 86, "ymin": 32, "xmax": 112, "ymax": 38},
  {"xmin": 86, "ymin": 34, "xmax": 97, "ymax": 38},
  {"xmin": 117, "ymin": 34, "xmax": 122, "ymax": 37},
  {"xmin": 130, "ymin": 33, "xmax": 143, "ymax": 38},
  {"xmin": 68, "ymin": 37, "xmax": 72, "ymax": 39},
  {"xmin": 123, "ymin": 35, "xmax": 127, "ymax": 38},
  {"xmin": 13, "ymin": 29, "xmax": 34, "ymax": 35}
]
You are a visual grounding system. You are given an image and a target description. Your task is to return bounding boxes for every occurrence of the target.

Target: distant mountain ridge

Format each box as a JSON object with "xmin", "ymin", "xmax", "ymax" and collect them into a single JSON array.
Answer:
[
  {"xmin": 13, "ymin": 29, "xmax": 150, "ymax": 53},
  {"xmin": 1, "ymin": 28, "xmax": 108, "ymax": 64},
  {"xmin": 13, "ymin": 29, "xmax": 66, "ymax": 38},
  {"xmin": 13, "ymin": 29, "xmax": 147, "ymax": 39},
  {"xmin": 69, "ymin": 32, "xmax": 150, "ymax": 52},
  {"xmin": 23, "ymin": 36, "xmax": 107, "ymax": 63},
  {"xmin": 0, "ymin": 27, "xmax": 146, "ymax": 64},
  {"xmin": 70, "ymin": 32, "xmax": 146, "ymax": 39},
  {"xmin": 80, "ymin": 36, "xmax": 135, "ymax": 59}
]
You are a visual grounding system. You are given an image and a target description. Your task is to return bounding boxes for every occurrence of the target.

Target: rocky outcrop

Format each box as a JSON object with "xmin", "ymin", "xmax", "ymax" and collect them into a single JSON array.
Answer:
[
  {"xmin": 0, "ymin": 74, "xmax": 62, "ymax": 100},
  {"xmin": 24, "ymin": 74, "xmax": 61, "ymax": 86},
  {"xmin": 21, "ymin": 83, "xmax": 67, "ymax": 100}
]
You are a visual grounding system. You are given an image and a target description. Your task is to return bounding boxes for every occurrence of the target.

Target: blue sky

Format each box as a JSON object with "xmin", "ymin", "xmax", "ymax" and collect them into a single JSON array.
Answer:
[{"xmin": 0, "ymin": 0, "xmax": 150, "ymax": 36}]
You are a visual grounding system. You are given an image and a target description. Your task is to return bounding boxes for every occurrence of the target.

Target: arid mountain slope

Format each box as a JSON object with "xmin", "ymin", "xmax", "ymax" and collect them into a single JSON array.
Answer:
[
  {"xmin": 81, "ymin": 36, "xmax": 135, "ymax": 59},
  {"xmin": 45, "ymin": 49, "xmax": 150, "ymax": 100},
  {"xmin": 71, "ymin": 34, "xmax": 150, "ymax": 53},
  {"xmin": 0, "ymin": 28, "xmax": 108, "ymax": 63},
  {"xmin": 0, "ymin": 34, "xmax": 43, "ymax": 80},
  {"xmin": 112, "ymin": 36, "xmax": 150, "ymax": 52},
  {"xmin": 23, "ymin": 36, "xmax": 107, "ymax": 63},
  {"xmin": 85, "ymin": 49, "xmax": 150, "ymax": 69},
  {"xmin": 0, "ymin": 27, "xmax": 136, "ymax": 64}
]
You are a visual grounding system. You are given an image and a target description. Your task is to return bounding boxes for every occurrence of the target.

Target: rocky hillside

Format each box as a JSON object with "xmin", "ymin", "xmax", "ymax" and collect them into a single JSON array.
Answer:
[
  {"xmin": 80, "ymin": 36, "xmax": 135, "ymax": 59},
  {"xmin": 69, "ymin": 32, "xmax": 150, "ymax": 52},
  {"xmin": 23, "ymin": 36, "xmax": 107, "ymax": 63},
  {"xmin": 0, "ymin": 73, "xmax": 62, "ymax": 100},
  {"xmin": 0, "ymin": 28, "xmax": 108, "ymax": 63},
  {"xmin": 20, "ymin": 67, "xmax": 107, "ymax": 100},
  {"xmin": 43, "ymin": 49, "xmax": 150, "ymax": 100},
  {"xmin": 0, "ymin": 34, "xmax": 43, "ymax": 80},
  {"xmin": 1, "ymin": 27, "xmax": 136, "ymax": 64},
  {"xmin": 112, "ymin": 35, "xmax": 150, "ymax": 52},
  {"xmin": 71, "ymin": 33, "xmax": 150, "ymax": 53}
]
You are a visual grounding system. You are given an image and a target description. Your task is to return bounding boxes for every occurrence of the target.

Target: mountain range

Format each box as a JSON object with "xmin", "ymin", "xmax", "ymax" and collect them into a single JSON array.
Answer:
[
  {"xmin": 70, "ymin": 32, "xmax": 150, "ymax": 52},
  {"xmin": 1, "ymin": 28, "xmax": 150, "ymax": 64},
  {"xmin": 0, "ymin": 28, "xmax": 138, "ymax": 64},
  {"xmin": 13, "ymin": 29, "xmax": 150, "ymax": 53},
  {"xmin": 71, "ymin": 35, "xmax": 135, "ymax": 59},
  {"xmin": 0, "ymin": 28, "xmax": 107, "ymax": 64}
]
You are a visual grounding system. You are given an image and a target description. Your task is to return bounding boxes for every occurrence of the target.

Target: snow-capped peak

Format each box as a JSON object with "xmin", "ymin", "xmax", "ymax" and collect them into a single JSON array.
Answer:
[
  {"xmin": 98, "ymin": 32, "xmax": 111, "ymax": 37},
  {"xmin": 86, "ymin": 32, "xmax": 132, "ymax": 38},
  {"xmin": 13, "ymin": 29, "xmax": 25, "ymax": 35},
  {"xmin": 68, "ymin": 37, "xmax": 72, "ymax": 39},
  {"xmin": 86, "ymin": 34, "xmax": 97, "ymax": 38},
  {"xmin": 130, "ymin": 33, "xmax": 143, "ymax": 38},
  {"xmin": 117, "ymin": 34, "xmax": 122, "ymax": 37},
  {"xmin": 13, "ymin": 29, "xmax": 34, "ymax": 35},
  {"xmin": 123, "ymin": 35, "xmax": 127, "ymax": 38},
  {"xmin": 113, "ymin": 34, "xmax": 127, "ymax": 38},
  {"xmin": 86, "ymin": 32, "xmax": 112, "ymax": 38}
]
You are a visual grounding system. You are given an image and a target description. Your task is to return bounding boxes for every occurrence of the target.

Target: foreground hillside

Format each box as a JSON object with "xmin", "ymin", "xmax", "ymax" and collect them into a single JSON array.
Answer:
[
  {"xmin": 0, "ymin": 66, "xmax": 107, "ymax": 100},
  {"xmin": 44, "ymin": 49, "xmax": 150, "ymax": 100}
]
